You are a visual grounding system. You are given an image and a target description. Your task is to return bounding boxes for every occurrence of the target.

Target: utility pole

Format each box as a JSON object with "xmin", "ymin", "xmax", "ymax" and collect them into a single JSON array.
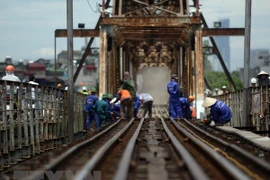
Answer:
[
  {"xmin": 242, "ymin": 0, "xmax": 252, "ymax": 127},
  {"xmin": 67, "ymin": 0, "xmax": 74, "ymax": 143},
  {"xmin": 102, "ymin": 0, "xmax": 105, "ymax": 17}
]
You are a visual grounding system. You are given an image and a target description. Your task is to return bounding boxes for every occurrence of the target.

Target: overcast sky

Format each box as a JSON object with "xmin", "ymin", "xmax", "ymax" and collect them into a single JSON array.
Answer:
[{"xmin": 0, "ymin": 0, "xmax": 269, "ymax": 71}]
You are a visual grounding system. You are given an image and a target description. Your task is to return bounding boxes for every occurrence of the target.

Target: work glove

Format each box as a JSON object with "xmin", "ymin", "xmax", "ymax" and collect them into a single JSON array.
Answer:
[
  {"xmin": 203, "ymin": 114, "xmax": 212, "ymax": 125},
  {"xmin": 205, "ymin": 118, "xmax": 212, "ymax": 125},
  {"xmin": 209, "ymin": 120, "xmax": 215, "ymax": 126},
  {"xmin": 206, "ymin": 114, "xmax": 212, "ymax": 119}
]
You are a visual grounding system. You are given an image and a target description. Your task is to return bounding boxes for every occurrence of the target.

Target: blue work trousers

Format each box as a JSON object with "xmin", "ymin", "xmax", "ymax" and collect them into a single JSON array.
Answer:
[
  {"xmin": 86, "ymin": 111, "xmax": 99, "ymax": 130},
  {"xmin": 169, "ymin": 98, "xmax": 183, "ymax": 119}
]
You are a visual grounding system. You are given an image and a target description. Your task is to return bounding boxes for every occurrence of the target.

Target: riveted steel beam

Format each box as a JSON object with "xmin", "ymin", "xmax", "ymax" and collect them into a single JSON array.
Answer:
[
  {"xmin": 202, "ymin": 28, "xmax": 245, "ymax": 36},
  {"xmin": 100, "ymin": 17, "xmax": 201, "ymax": 27},
  {"xmin": 55, "ymin": 29, "xmax": 99, "ymax": 37},
  {"xmin": 200, "ymin": 13, "xmax": 236, "ymax": 91}
]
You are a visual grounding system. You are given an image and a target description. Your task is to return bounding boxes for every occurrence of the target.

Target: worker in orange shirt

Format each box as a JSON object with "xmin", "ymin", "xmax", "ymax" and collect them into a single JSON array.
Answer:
[
  {"xmin": 190, "ymin": 106, "xmax": 197, "ymax": 119},
  {"xmin": 111, "ymin": 87, "xmax": 132, "ymax": 119}
]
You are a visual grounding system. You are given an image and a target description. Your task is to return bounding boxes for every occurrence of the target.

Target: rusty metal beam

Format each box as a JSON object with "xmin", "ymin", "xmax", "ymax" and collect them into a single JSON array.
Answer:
[
  {"xmin": 114, "ymin": 33, "xmax": 126, "ymax": 46},
  {"xmin": 114, "ymin": 27, "xmax": 190, "ymax": 45},
  {"xmin": 200, "ymin": 13, "xmax": 236, "ymax": 91},
  {"xmin": 55, "ymin": 29, "xmax": 99, "ymax": 37},
  {"xmin": 124, "ymin": 0, "xmax": 168, "ymax": 16},
  {"xmin": 204, "ymin": 77, "xmax": 211, "ymax": 90},
  {"xmin": 74, "ymin": 17, "xmax": 101, "ymax": 83},
  {"xmin": 123, "ymin": 37, "xmax": 186, "ymax": 41},
  {"xmin": 100, "ymin": 17, "xmax": 201, "ymax": 27},
  {"xmin": 119, "ymin": 29, "xmax": 185, "ymax": 34},
  {"xmin": 117, "ymin": 26, "xmax": 188, "ymax": 31},
  {"xmin": 74, "ymin": 0, "xmax": 111, "ymax": 83},
  {"xmin": 120, "ymin": 32, "xmax": 184, "ymax": 36},
  {"xmin": 202, "ymin": 28, "xmax": 245, "ymax": 36},
  {"xmin": 120, "ymin": 27, "xmax": 184, "ymax": 31},
  {"xmin": 104, "ymin": 0, "xmax": 111, "ymax": 8}
]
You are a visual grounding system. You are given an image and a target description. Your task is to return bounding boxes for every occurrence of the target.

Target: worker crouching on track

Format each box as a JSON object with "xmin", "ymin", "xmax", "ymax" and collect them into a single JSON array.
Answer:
[
  {"xmin": 93, "ymin": 93, "xmax": 110, "ymax": 126},
  {"xmin": 104, "ymin": 94, "xmax": 114, "ymax": 122},
  {"xmin": 110, "ymin": 98, "xmax": 121, "ymax": 120},
  {"xmin": 202, "ymin": 97, "xmax": 232, "ymax": 126},
  {"xmin": 179, "ymin": 96, "xmax": 195, "ymax": 120}
]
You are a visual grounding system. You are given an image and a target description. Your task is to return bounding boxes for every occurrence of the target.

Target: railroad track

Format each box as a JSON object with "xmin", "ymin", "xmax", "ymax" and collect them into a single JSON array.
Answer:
[
  {"xmin": 2, "ymin": 120, "xmax": 129, "ymax": 180},
  {"xmin": 72, "ymin": 107, "xmax": 250, "ymax": 179},
  {"xmin": 2, "ymin": 105, "xmax": 270, "ymax": 180},
  {"xmin": 157, "ymin": 105, "xmax": 270, "ymax": 180}
]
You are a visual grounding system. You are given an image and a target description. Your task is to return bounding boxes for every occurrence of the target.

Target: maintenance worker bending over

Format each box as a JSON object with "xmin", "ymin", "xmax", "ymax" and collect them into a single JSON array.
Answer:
[
  {"xmin": 93, "ymin": 94, "xmax": 110, "ymax": 126},
  {"xmin": 110, "ymin": 100, "xmax": 121, "ymax": 120},
  {"xmin": 202, "ymin": 97, "xmax": 232, "ymax": 126},
  {"xmin": 139, "ymin": 93, "xmax": 153, "ymax": 119},
  {"xmin": 179, "ymin": 96, "xmax": 195, "ymax": 120},
  {"xmin": 112, "ymin": 87, "xmax": 132, "ymax": 119},
  {"xmin": 122, "ymin": 71, "xmax": 136, "ymax": 117}
]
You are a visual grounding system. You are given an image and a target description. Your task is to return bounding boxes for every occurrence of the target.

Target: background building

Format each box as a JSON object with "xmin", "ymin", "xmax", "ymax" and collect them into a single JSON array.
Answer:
[
  {"xmin": 240, "ymin": 49, "xmax": 270, "ymax": 84},
  {"xmin": 210, "ymin": 18, "xmax": 231, "ymax": 72}
]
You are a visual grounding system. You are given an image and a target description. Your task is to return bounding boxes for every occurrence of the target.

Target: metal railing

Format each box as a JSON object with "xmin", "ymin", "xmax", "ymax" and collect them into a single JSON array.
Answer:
[
  {"xmin": 214, "ymin": 86, "xmax": 270, "ymax": 131},
  {"xmin": 0, "ymin": 80, "xmax": 85, "ymax": 170}
]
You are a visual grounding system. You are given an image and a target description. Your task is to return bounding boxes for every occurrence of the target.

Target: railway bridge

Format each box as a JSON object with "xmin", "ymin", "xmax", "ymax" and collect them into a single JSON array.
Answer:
[{"xmin": 1, "ymin": 0, "xmax": 270, "ymax": 179}]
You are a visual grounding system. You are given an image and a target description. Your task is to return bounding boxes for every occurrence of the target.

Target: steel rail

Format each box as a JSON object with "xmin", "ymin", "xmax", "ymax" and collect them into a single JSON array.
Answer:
[
  {"xmin": 112, "ymin": 118, "xmax": 145, "ymax": 180},
  {"xmin": 183, "ymin": 119, "xmax": 270, "ymax": 174},
  {"xmin": 170, "ymin": 118, "xmax": 250, "ymax": 180},
  {"xmin": 159, "ymin": 115, "xmax": 210, "ymax": 180},
  {"xmin": 75, "ymin": 118, "xmax": 136, "ymax": 179},
  {"xmin": 27, "ymin": 120, "xmax": 122, "ymax": 180},
  {"xmin": 216, "ymin": 126, "xmax": 270, "ymax": 152}
]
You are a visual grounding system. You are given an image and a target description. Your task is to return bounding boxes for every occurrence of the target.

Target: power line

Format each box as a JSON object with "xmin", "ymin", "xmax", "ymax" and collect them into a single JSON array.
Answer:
[{"xmin": 86, "ymin": 0, "xmax": 99, "ymax": 13}]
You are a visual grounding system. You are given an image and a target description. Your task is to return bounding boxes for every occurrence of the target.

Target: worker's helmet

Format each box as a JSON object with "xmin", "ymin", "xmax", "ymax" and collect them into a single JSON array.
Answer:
[
  {"xmin": 102, "ymin": 93, "xmax": 108, "ymax": 99},
  {"xmin": 82, "ymin": 87, "xmax": 87, "ymax": 91},
  {"xmin": 57, "ymin": 83, "xmax": 62, "ymax": 88},
  {"xmin": 222, "ymin": 86, "xmax": 226, "ymax": 89},
  {"xmin": 171, "ymin": 74, "xmax": 178, "ymax": 80},
  {"xmin": 5, "ymin": 65, "xmax": 15, "ymax": 72},
  {"xmin": 189, "ymin": 96, "xmax": 195, "ymax": 102},
  {"xmin": 107, "ymin": 94, "xmax": 113, "ymax": 100},
  {"xmin": 91, "ymin": 88, "xmax": 97, "ymax": 93}
]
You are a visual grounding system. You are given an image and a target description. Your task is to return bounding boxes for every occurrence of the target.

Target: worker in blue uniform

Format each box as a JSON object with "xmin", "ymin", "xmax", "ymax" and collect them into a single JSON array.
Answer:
[
  {"xmin": 133, "ymin": 94, "xmax": 141, "ymax": 118},
  {"xmin": 179, "ymin": 96, "xmax": 195, "ymax": 120},
  {"xmin": 110, "ymin": 98, "xmax": 121, "ymax": 120},
  {"xmin": 104, "ymin": 93, "xmax": 114, "ymax": 122},
  {"xmin": 84, "ymin": 88, "xmax": 99, "ymax": 131},
  {"xmin": 167, "ymin": 74, "xmax": 183, "ymax": 119},
  {"xmin": 202, "ymin": 97, "xmax": 232, "ymax": 126}
]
